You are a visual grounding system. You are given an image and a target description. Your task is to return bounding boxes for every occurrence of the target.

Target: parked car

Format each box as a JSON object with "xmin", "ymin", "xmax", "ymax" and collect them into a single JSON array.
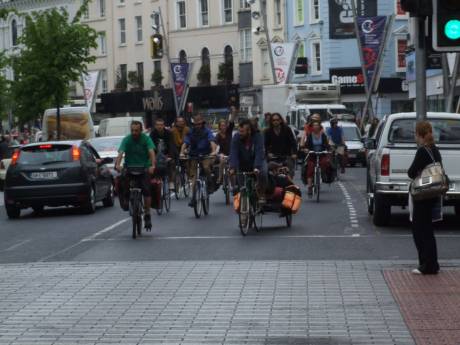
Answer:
[
  {"xmin": 89, "ymin": 136, "xmax": 123, "ymax": 176},
  {"xmin": 323, "ymin": 121, "xmax": 366, "ymax": 166},
  {"xmin": 3, "ymin": 141, "xmax": 114, "ymax": 219},
  {"xmin": 366, "ymin": 112, "xmax": 460, "ymax": 226},
  {"xmin": 0, "ymin": 145, "xmax": 21, "ymax": 191}
]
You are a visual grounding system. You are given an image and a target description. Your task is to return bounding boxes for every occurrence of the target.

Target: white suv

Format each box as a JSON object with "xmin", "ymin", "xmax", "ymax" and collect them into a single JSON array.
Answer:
[{"xmin": 366, "ymin": 112, "xmax": 460, "ymax": 226}]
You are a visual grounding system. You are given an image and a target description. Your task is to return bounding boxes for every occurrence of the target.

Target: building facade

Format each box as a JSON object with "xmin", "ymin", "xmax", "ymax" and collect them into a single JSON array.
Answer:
[{"xmin": 286, "ymin": 0, "xmax": 412, "ymax": 118}]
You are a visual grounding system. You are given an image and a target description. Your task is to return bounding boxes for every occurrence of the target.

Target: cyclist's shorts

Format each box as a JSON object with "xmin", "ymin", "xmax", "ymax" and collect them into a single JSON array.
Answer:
[{"xmin": 125, "ymin": 171, "xmax": 151, "ymax": 198}]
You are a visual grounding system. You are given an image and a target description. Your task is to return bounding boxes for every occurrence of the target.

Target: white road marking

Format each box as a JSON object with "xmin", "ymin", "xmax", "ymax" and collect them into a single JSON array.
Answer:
[
  {"xmin": 38, "ymin": 217, "xmax": 130, "ymax": 262},
  {"xmin": 0, "ymin": 192, "xmax": 4, "ymax": 207},
  {"xmin": 339, "ymin": 182, "xmax": 360, "ymax": 230},
  {"xmin": 1, "ymin": 239, "xmax": 31, "ymax": 252}
]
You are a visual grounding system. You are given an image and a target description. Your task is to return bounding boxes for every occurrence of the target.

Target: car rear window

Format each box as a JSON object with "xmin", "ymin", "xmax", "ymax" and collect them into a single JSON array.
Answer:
[
  {"xmin": 90, "ymin": 137, "xmax": 122, "ymax": 152},
  {"xmin": 388, "ymin": 119, "xmax": 460, "ymax": 144},
  {"xmin": 342, "ymin": 127, "xmax": 361, "ymax": 141},
  {"xmin": 18, "ymin": 145, "xmax": 73, "ymax": 165}
]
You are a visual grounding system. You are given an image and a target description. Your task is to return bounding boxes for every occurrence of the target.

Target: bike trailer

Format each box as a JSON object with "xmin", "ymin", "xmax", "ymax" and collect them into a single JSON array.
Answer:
[
  {"xmin": 150, "ymin": 178, "xmax": 162, "ymax": 209},
  {"xmin": 282, "ymin": 185, "xmax": 302, "ymax": 214}
]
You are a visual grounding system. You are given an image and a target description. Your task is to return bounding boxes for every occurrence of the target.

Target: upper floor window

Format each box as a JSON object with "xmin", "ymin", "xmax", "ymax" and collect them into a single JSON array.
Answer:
[
  {"xmin": 240, "ymin": 0, "xmax": 250, "ymax": 9},
  {"xmin": 294, "ymin": 0, "xmax": 304, "ymax": 26},
  {"xmin": 311, "ymin": 40, "xmax": 321, "ymax": 75},
  {"xmin": 11, "ymin": 19, "xmax": 18, "ymax": 46},
  {"xmin": 98, "ymin": 32, "xmax": 107, "ymax": 55},
  {"xmin": 240, "ymin": 29, "xmax": 252, "ymax": 62},
  {"xmin": 98, "ymin": 0, "xmax": 106, "ymax": 17},
  {"xmin": 223, "ymin": 0, "xmax": 233, "ymax": 23},
  {"xmin": 177, "ymin": 0, "xmax": 187, "ymax": 29},
  {"xmin": 199, "ymin": 0, "xmax": 209, "ymax": 27},
  {"xmin": 201, "ymin": 47, "xmax": 210, "ymax": 66},
  {"xmin": 310, "ymin": 0, "xmax": 319, "ymax": 23},
  {"xmin": 119, "ymin": 0, "xmax": 125, "ymax": 5},
  {"xmin": 179, "ymin": 50, "xmax": 187, "ymax": 63},
  {"xmin": 118, "ymin": 18, "xmax": 126, "ymax": 45},
  {"xmin": 274, "ymin": 0, "xmax": 282, "ymax": 27},
  {"xmin": 396, "ymin": 38, "xmax": 408, "ymax": 72},
  {"xmin": 135, "ymin": 16, "xmax": 143, "ymax": 42}
]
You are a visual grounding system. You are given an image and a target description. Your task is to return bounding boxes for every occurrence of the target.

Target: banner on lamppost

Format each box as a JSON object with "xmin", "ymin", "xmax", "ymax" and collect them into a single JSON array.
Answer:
[
  {"xmin": 329, "ymin": 0, "xmax": 377, "ymax": 39},
  {"xmin": 357, "ymin": 16, "xmax": 388, "ymax": 87},
  {"xmin": 271, "ymin": 43, "xmax": 296, "ymax": 85},
  {"xmin": 82, "ymin": 70, "xmax": 100, "ymax": 110},
  {"xmin": 170, "ymin": 63, "xmax": 190, "ymax": 116}
]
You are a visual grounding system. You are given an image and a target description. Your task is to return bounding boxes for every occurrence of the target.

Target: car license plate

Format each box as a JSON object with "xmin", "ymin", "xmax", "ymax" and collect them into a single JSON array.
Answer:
[
  {"xmin": 348, "ymin": 153, "xmax": 357, "ymax": 159},
  {"xmin": 30, "ymin": 171, "xmax": 58, "ymax": 180}
]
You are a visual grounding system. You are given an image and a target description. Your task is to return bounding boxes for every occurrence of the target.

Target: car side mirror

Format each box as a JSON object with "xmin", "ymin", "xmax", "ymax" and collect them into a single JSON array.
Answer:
[
  {"xmin": 101, "ymin": 157, "xmax": 113, "ymax": 165},
  {"xmin": 365, "ymin": 139, "xmax": 376, "ymax": 150}
]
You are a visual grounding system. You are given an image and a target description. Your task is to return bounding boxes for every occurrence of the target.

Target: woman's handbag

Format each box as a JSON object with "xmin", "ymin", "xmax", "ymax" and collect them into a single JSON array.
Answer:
[{"xmin": 410, "ymin": 147, "xmax": 449, "ymax": 201}]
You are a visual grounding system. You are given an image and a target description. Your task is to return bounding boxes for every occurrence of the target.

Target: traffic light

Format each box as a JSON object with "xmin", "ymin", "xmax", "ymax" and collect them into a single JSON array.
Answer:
[
  {"xmin": 150, "ymin": 34, "xmax": 163, "ymax": 59},
  {"xmin": 400, "ymin": 0, "xmax": 432, "ymax": 16},
  {"xmin": 433, "ymin": 0, "xmax": 460, "ymax": 51}
]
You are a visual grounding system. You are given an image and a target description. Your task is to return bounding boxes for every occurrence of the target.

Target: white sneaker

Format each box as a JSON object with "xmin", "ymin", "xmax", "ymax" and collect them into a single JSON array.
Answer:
[{"xmin": 411, "ymin": 268, "xmax": 422, "ymax": 275}]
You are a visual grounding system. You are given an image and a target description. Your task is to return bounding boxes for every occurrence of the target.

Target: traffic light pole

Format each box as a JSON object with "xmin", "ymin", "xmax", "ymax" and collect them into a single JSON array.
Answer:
[{"xmin": 415, "ymin": 16, "xmax": 427, "ymax": 121}]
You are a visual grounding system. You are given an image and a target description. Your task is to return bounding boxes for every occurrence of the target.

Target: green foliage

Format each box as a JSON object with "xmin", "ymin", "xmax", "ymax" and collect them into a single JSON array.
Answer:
[
  {"xmin": 9, "ymin": 1, "xmax": 97, "ymax": 123},
  {"xmin": 197, "ymin": 64, "xmax": 211, "ymax": 86},
  {"xmin": 128, "ymin": 71, "xmax": 143, "ymax": 90},
  {"xmin": 217, "ymin": 61, "xmax": 234, "ymax": 84},
  {"xmin": 151, "ymin": 70, "xmax": 163, "ymax": 86},
  {"xmin": 115, "ymin": 69, "xmax": 127, "ymax": 91},
  {"xmin": 0, "ymin": 52, "xmax": 11, "ymax": 120}
]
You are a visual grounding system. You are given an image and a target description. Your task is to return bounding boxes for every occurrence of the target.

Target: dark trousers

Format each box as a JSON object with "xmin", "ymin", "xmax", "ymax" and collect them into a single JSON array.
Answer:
[{"xmin": 412, "ymin": 198, "xmax": 440, "ymax": 273}]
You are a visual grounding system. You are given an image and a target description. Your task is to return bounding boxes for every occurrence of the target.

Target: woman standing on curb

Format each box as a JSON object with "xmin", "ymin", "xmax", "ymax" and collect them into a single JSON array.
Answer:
[{"xmin": 408, "ymin": 121, "xmax": 441, "ymax": 275}]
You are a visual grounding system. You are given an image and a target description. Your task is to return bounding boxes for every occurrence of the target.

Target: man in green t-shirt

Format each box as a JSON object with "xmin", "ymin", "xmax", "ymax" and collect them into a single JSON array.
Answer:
[{"xmin": 115, "ymin": 121, "xmax": 156, "ymax": 230}]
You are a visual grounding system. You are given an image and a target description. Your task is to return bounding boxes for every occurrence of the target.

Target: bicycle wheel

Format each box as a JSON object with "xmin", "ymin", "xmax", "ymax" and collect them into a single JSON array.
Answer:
[
  {"xmin": 164, "ymin": 177, "xmax": 171, "ymax": 213},
  {"xmin": 239, "ymin": 193, "xmax": 250, "ymax": 236},
  {"xmin": 193, "ymin": 182, "xmax": 203, "ymax": 219},
  {"xmin": 156, "ymin": 180, "xmax": 164, "ymax": 216},
  {"xmin": 223, "ymin": 174, "xmax": 230, "ymax": 205},
  {"xmin": 136, "ymin": 212, "xmax": 142, "ymax": 236},
  {"xmin": 182, "ymin": 171, "xmax": 190, "ymax": 198},
  {"xmin": 315, "ymin": 168, "xmax": 321, "ymax": 203},
  {"xmin": 202, "ymin": 182, "xmax": 209, "ymax": 216},
  {"xmin": 131, "ymin": 202, "xmax": 138, "ymax": 239},
  {"xmin": 251, "ymin": 201, "xmax": 262, "ymax": 232},
  {"xmin": 174, "ymin": 167, "xmax": 182, "ymax": 200}
]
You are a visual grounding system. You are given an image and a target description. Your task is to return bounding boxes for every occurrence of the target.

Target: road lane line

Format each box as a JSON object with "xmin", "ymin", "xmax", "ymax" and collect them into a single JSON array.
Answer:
[
  {"xmin": 1, "ymin": 239, "xmax": 31, "ymax": 252},
  {"xmin": 338, "ymin": 182, "xmax": 360, "ymax": 230},
  {"xmin": 0, "ymin": 192, "xmax": 4, "ymax": 207},
  {"xmin": 38, "ymin": 217, "xmax": 130, "ymax": 262}
]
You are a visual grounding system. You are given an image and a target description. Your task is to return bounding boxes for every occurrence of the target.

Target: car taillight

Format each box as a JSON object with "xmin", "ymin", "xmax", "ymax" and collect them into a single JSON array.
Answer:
[
  {"xmin": 381, "ymin": 154, "xmax": 390, "ymax": 176},
  {"xmin": 39, "ymin": 144, "xmax": 53, "ymax": 149},
  {"xmin": 11, "ymin": 150, "xmax": 20, "ymax": 166},
  {"xmin": 72, "ymin": 146, "xmax": 81, "ymax": 161}
]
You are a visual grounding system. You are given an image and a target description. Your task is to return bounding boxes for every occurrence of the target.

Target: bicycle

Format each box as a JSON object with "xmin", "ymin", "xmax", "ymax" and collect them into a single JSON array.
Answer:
[
  {"xmin": 305, "ymin": 151, "xmax": 330, "ymax": 203},
  {"xmin": 188, "ymin": 155, "xmax": 213, "ymax": 219},
  {"xmin": 126, "ymin": 167, "xmax": 146, "ymax": 239},
  {"xmin": 156, "ymin": 173, "xmax": 171, "ymax": 215},
  {"xmin": 237, "ymin": 172, "xmax": 262, "ymax": 236},
  {"xmin": 174, "ymin": 159, "xmax": 190, "ymax": 200},
  {"xmin": 221, "ymin": 156, "xmax": 231, "ymax": 205}
]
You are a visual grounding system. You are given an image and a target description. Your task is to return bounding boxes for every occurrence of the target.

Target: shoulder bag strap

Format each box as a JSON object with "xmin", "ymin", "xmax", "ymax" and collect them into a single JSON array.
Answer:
[{"xmin": 424, "ymin": 146, "xmax": 436, "ymax": 164}]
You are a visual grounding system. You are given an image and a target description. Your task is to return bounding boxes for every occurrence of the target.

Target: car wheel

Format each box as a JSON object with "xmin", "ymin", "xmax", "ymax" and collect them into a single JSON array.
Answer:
[
  {"xmin": 6, "ymin": 205, "xmax": 20, "ymax": 219},
  {"xmin": 103, "ymin": 183, "xmax": 115, "ymax": 207},
  {"xmin": 373, "ymin": 194, "xmax": 391, "ymax": 227},
  {"xmin": 82, "ymin": 186, "xmax": 96, "ymax": 214},
  {"xmin": 367, "ymin": 182, "xmax": 374, "ymax": 215}
]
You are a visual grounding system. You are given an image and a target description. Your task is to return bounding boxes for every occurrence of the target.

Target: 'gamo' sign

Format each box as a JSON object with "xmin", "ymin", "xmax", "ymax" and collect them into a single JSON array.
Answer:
[{"xmin": 330, "ymin": 68, "xmax": 365, "ymax": 94}]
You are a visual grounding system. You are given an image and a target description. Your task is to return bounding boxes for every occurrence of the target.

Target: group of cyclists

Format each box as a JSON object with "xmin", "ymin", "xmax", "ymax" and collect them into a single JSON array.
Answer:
[{"xmin": 115, "ymin": 108, "xmax": 348, "ymax": 231}]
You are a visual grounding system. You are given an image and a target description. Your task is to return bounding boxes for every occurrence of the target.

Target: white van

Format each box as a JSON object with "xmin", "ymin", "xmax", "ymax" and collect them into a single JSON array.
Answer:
[
  {"xmin": 98, "ymin": 117, "xmax": 144, "ymax": 137},
  {"xmin": 42, "ymin": 107, "xmax": 95, "ymax": 141}
]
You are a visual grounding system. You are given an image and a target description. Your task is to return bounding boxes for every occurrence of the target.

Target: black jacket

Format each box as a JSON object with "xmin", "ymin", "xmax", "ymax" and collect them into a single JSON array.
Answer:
[
  {"xmin": 408, "ymin": 145, "xmax": 442, "ymax": 179},
  {"xmin": 264, "ymin": 126, "xmax": 297, "ymax": 157},
  {"xmin": 150, "ymin": 129, "xmax": 178, "ymax": 159}
]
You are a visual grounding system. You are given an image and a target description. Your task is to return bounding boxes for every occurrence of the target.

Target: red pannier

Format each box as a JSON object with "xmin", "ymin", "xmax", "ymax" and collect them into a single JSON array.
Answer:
[{"xmin": 150, "ymin": 178, "xmax": 162, "ymax": 210}]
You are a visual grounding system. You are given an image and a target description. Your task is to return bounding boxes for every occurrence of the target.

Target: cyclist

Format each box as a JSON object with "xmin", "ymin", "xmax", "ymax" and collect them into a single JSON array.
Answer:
[
  {"xmin": 302, "ymin": 121, "xmax": 331, "ymax": 197},
  {"xmin": 259, "ymin": 112, "xmax": 272, "ymax": 131},
  {"xmin": 264, "ymin": 112, "xmax": 297, "ymax": 177},
  {"xmin": 180, "ymin": 114, "xmax": 217, "ymax": 207},
  {"xmin": 171, "ymin": 116, "xmax": 190, "ymax": 153},
  {"xmin": 326, "ymin": 117, "xmax": 346, "ymax": 174},
  {"xmin": 149, "ymin": 118, "xmax": 178, "ymax": 190},
  {"xmin": 215, "ymin": 108, "xmax": 236, "ymax": 184},
  {"xmin": 115, "ymin": 121, "xmax": 156, "ymax": 229},
  {"xmin": 229, "ymin": 119, "xmax": 267, "ymax": 202}
]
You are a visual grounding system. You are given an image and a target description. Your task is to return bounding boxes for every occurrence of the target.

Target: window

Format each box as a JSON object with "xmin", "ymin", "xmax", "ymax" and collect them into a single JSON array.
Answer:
[
  {"xmin": 201, "ymin": 47, "xmax": 210, "ymax": 66},
  {"xmin": 274, "ymin": 0, "xmax": 282, "ymax": 27},
  {"xmin": 98, "ymin": 0, "xmax": 106, "ymax": 17},
  {"xmin": 388, "ymin": 119, "xmax": 460, "ymax": 144},
  {"xmin": 294, "ymin": 0, "xmax": 304, "ymax": 26},
  {"xmin": 137, "ymin": 62, "xmax": 144, "ymax": 89},
  {"xmin": 224, "ymin": 45, "xmax": 234, "ymax": 82},
  {"xmin": 118, "ymin": 18, "xmax": 126, "ymax": 45},
  {"xmin": 297, "ymin": 41, "xmax": 305, "ymax": 58},
  {"xmin": 396, "ymin": 39, "xmax": 407, "ymax": 72},
  {"xmin": 119, "ymin": 0, "xmax": 125, "ymax": 5},
  {"xmin": 223, "ymin": 0, "xmax": 233, "ymax": 23},
  {"xmin": 179, "ymin": 50, "xmax": 187, "ymax": 63},
  {"xmin": 120, "ymin": 64, "xmax": 127, "ymax": 84},
  {"xmin": 396, "ymin": 0, "xmax": 408, "ymax": 17},
  {"xmin": 177, "ymin": 1, "xmax": 186, "ymax": 29},
  {"xmin": 135, "ymin": 16, "xmax": 143, "ymax": 42},
  {"xmin": 311, "ymin": 40, "xmax": 321, "ymax": 74},
  {"xmin": 199, "ymin": 0, "xmax": 209, "ymax": 26},
  {"xmin": 83, "ymin": 5, "xmax": 89, "ymax": 19},
  {"xmin": 240, "ymin": 0, "xmax": 250, "ymax": 9},
  {"xmin": 98, "ymin": 32, "xmax": 107, "ymax": 55},
  {"xmin": 99, "ymin": 70, "xmax": 108, "ymax": 94},
  {"xmin": 154, "ymin": 61, "xmax": 162, "ymax": 73},
  {"xmin": 11, "ymin": 19, "xmax": 18, "ymax": 46},
  {"xmin": 261, "ymin": 48, "xmax": 270, "ymax": 79},
  {"xmin": 239, "ymin": 29, "xmax": 252, "ymax": 62},
  {"xmin": 310, "ymin": 0, "xmax": 320, "ymax": 23}
]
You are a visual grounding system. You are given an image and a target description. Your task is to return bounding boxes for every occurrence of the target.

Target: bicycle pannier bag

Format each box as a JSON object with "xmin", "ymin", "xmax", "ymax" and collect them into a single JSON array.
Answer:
[
  {"xmin": 282, "ymin": 185, "xmax": 302, "ymax": 214},
  {"xmin": 410, "ymin": 148, "xmax": 449, "ymax": 201},
  {"xmin": 150, "ymin": 178, "xmax": 162, "ymax": 209},
  {"xmin": 233, "ymin": 193, "xmax": 241, "ymax": 213}
]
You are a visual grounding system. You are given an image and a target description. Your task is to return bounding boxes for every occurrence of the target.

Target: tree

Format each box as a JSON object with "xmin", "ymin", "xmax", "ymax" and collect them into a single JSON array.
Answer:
[
  {"xmin": 114, "ymin": 69, "xmax": 127, "ymax": 92},
  {"xmin": 151, "ymin": 70, "xmax": 163, "ymax": 87},
  {"xmin": 9, "ymin": 1, "xmax": 97, "ymax": 138},
  {"xmin": 217, "ymin": 61, "xmax": 234, "ymax": 85},
  {"xmin": 0, "ymin": 52, "xmax": 11, "ymax": 121},
  {"xmin": 128, "ymin": 71, "xmax": 143, "ymax": 90},
  {"xmin": 197, "ymin": 64, "xmax": 211, "ymax": 86}
]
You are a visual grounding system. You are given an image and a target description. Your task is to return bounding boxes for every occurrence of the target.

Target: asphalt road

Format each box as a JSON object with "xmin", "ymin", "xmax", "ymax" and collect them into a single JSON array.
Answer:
[{"xmin": 1, "ymin": 168, "xmax": 459, "ymax": 264}]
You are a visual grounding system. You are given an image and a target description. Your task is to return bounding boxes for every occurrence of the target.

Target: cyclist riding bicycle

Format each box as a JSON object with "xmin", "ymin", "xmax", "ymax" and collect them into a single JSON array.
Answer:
[
  {"xmin": 215, "ymin": 107, "xmax": 237, "ymax": 184},
  {"xmin": 171, "ymin": 116, "xmax": 190, "ymax": 154},
  {"xmin": 180, "ymin": 114, "xmax": 217, "ymax": 208},
  {"xmin": 229, "ymin": 119, "xmax": 267, "ymax": 203},
  {"xmin": 302, "ymin": 121, "xmax": 331, "ymax": 197},
  {"xmin": 326, "ymin": 117, "xmax": 346, "ymax": 174},
  {"xmin": 115, "ymin": 121, "xmax": 156, "ymax": 229},
  {"xmin": 264, "ymin": 112, "xmax": 298, "ymax": 177},
  {"xmin": 149, "ymin": 118, "xmax": 178, "ymax": 190}
]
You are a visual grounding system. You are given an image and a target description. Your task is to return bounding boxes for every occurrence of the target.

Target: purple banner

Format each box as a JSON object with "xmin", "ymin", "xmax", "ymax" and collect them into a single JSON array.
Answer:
[
  {"xmin": 357, "ymin": 16, "xmax": 387, "ymax": 86},
  {"xmin": 170, "ymin": 63, "xmax": 190, "ymax": 113}
]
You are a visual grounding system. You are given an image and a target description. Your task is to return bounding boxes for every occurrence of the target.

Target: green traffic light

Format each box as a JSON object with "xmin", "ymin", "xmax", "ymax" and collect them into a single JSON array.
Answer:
[{"xmin": 445, "ymin": 19, "xmax": 460, "ymax": 40}]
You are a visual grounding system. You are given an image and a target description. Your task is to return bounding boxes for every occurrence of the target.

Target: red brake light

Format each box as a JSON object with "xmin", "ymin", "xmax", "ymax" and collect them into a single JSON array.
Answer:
[
  {"xmin": 11, "ymin": 150, "xmax": 20, "ymax": 166},
  {"xmin": 381, "ymin": 154, "xmax": 390, "ymax": 176},
  {"xmin": 72, "ymin": 146, "xmax": 81, "ymax": 161},
  {"xmin": 39, "ymin": 144, "xmax": 53, "ymax": 149}
]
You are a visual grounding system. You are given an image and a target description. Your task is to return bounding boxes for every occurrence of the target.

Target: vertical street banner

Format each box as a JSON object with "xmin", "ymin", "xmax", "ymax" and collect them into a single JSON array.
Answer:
[
  {"xmin": 82, "ymin": 71, "xmax": 100, "ymax": 110},
  {"xmin": 271, "ymin": 43, "xmax": 296, "ymax": 85},
  {"xmin": 329, "ymin": 0, "xmax": 377, "ymax": 39},
  {"xmin": 357, "ymin": 16, "xmax": 388, "ymax": 87},
  {"xmin": 170, "ymin": 63, "xmax": 190, "ymax": 116}
]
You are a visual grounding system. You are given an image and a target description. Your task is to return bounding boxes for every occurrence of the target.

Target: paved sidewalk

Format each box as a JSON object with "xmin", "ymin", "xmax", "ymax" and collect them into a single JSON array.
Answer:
[{"xmin": 0, "ymin": 261, "xmax": 451, "ymax": 345}]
